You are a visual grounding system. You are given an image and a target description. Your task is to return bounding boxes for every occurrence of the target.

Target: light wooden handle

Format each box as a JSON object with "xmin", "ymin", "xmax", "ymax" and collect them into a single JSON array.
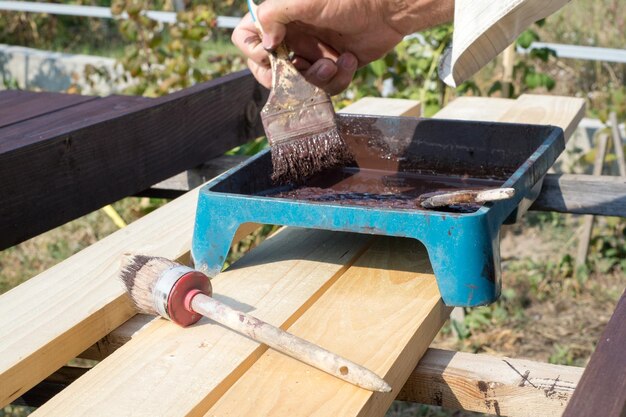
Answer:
[
  {"xmin": 190, "ymin": 293, "xmax": 391, "ymax": 392},
  {"xmin": 421, "ymin": 187, "xmax": 515, "ymax": 209}
]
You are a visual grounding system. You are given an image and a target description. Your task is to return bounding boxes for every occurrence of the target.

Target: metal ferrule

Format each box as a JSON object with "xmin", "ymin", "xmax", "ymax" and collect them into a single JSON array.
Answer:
[{"xmin": 153, "ymin": 266, "xmax": 194, "ymax": 320}]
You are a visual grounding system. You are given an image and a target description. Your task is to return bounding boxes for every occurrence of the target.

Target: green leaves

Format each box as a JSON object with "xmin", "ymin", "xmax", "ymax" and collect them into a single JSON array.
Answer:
[
  {"xmin": 104, "ymin": 1, "xmax": 242, "ymax": 97},
  {"xmin": 524, "ymin": 68, "xmax": 556, "ymax": 90},
  {"xmin": 516, "ymin": 29, "xmax": 540, "ymax": 49},
  {"xmin": 342, "ymin": 24, "xmax": 453, "ymax": 114}
]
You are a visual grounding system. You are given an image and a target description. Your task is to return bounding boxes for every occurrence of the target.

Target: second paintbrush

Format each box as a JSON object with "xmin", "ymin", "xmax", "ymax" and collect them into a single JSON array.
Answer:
[{"xmin": 120, "ymin": 254, "xmax": 391, "ymax": 393}]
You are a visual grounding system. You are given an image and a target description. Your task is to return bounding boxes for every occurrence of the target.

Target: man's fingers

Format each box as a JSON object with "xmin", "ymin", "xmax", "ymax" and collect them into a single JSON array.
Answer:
[
  {"xmin": 323, "ymin": 52, "xmax": 358, "ymax": 95},
  {"xmin": 285, "ymin": 30, "xmax": 339, "ymax": 63},
  {"xmin": 256, "ymin": 0, "xmax": 302, "ymax": 49},
  {"xmin": 304, "ymin": 58, "xmax": 338, "ymax": 88},
  {"xmin": 304, "ymin": 53, "xmax": 357, "ymax": 96},
  {"xmin": 232, "ymin": 14, "xmax": 270, "ymax": 66}
]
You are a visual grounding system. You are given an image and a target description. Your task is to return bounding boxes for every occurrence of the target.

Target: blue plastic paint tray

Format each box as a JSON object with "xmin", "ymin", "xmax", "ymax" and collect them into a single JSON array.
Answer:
[{"xmin": 191, "ymin": 115, "xmax": 564, "ymax": 306}]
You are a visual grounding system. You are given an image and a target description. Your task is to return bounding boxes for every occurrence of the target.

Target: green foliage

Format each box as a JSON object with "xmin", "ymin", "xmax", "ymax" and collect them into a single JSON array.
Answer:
[
  {"xmin": 0, "ymin": 2, "xmax": 124, "ymax": 55},
  {"xmin": 104, "ymin": 0, "xmax": 244, "ymax": 97},
  {"xmin": 338, "ymin": 25, "xmax": 453, "ymax": 116},
  {"xmin": 338, "ymin": 22, "xmax": 557, "ymax": 115}
]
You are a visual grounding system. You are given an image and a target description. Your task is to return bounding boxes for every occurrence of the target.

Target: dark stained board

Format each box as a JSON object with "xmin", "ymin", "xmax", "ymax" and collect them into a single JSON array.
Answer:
[
  {"xmin": 562, "ymin": 289, "xmax": 626, "ymax": 417},
  {"xmin": 0, "ymin": 90, "xmax": 100, "ymax": 128},
  {"xmin": 0, "ymin": 70, "xmax": 267, "ymax": 249}
]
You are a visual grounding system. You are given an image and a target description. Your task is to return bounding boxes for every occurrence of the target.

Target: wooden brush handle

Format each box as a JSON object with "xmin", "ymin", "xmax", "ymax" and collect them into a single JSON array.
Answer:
[{"xmin": 190, "ymin": 293, "xmax": 390, "ymax": 392}]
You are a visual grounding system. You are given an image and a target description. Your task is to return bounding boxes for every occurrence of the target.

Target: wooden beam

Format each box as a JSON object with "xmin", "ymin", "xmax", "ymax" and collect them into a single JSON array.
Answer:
[
  {"xmin": 0, "ymin": 90, "xmax": 100, "ymax": 128},
  {"xmin": 398, "ymin": 348, "xmax": 582, "ymax": 417},
  {"xmin": 0, "ymin": 70, "xmax": 267, "ymax": 249},
  {"xmin": 37, "ymin": 348, "xmax": 582, "ymax": 417},
  {"xmin": 563, "ymin": 289, "xmax": 626, "ymax": 417},
  {"xmin": 531, "ymin": 174, "xmax": 626, "ymax": 217}
]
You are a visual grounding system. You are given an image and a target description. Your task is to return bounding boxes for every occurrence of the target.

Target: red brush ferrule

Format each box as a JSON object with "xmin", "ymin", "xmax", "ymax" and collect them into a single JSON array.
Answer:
[{"xmin": 166, "ymin": 270, "xmax": 212, "ymax": 327}]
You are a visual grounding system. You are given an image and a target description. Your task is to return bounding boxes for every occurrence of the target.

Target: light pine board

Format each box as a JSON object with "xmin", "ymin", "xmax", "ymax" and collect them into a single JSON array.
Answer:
[
  {"xmin": 205, "ymin": 238, "xmax": 450, "ymax": 417},
  {"xmin": 398, "ymin": 348, "xmax": 583, "ymax": 417},
  {"xmin": 436, "ymin": 94, "xmax": 585, "ymax": 142},
  {"xmin": 0, "ymin": 185, "xmax": 202, "ymax": 406}
]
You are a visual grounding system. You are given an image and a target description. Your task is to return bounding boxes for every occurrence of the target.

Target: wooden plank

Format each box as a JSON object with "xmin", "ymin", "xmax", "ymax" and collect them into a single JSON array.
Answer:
[
  {"xmin": 340, "ymin": 97, "xmax": 421, "ymax": 117},
  {"xmin": 140, "ymin": 155, "xmax": 249, "ymax": 198},
  {"xmin": 496, "ymin": 94, "xmax": 586, "ymax": 141},
  {"xmin": 205, "ymin": 238, "xmax": 450, "ymax": 417},
  {"xmin": 436, "ymin": 95, "xmax": 585, "ymax": 142},
  {"xmin": 609, "ymin": 112, "xmax": 626, "ymax": 177},
  {"xmin": 398, "ymin": 348, "xmax": 582, "ymax": 417},
  {"xmin": 0, "ymin": 183, "xmax": 204, "ymax": 406},
  {"xmin": 33, "ymin": 348, "xmax": 583, "ymax": 417},
  {"xmin": 0, "ymin": 70, "xmax": 267, "ymax": 249},
  {"xmin": 32, "ymin": 230, "xmax": 372, "ymax": 416},
  {"xmin": 531, "ymin": 174, "xmax": 626, "ymax": 217},
  {"xmin": 0, "ymin": 90, "xmax": 99, "ymax": 128},
  {"xmin": 432, "ymin": 96, "xmax": 515, "ymax": 121},
  {"xmin": 562, "ymin": 289, "xmax": 626, "ymax": 417}
]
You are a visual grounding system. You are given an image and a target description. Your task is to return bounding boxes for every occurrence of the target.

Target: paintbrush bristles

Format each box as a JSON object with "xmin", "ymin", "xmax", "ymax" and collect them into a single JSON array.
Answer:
[
  {"xmin": 120, "ymin": 254, "xmax": 178, "ymax": 316},
  {"xmin": 271, "ymin": 127, "xmax": 354, "ymax": 183}
]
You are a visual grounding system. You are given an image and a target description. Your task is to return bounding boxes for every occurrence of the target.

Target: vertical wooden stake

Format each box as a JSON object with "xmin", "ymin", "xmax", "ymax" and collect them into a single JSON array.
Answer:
[
  {"xmin": 575, "ymin": 132, "xmax": 609, "ymax": 269},
  {"xmin": 609, "ymin": 112, "xmax": 626, "ymax": 176},
  {"xmin": 502, "ymin": 43, "xmax": 516, "ymax": 98}
]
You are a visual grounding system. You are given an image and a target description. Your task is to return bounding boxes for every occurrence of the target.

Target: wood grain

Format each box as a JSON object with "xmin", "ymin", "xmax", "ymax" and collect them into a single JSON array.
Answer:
[
  {"xmin": 340, "ymin": 97, "xmax": 421, "ymax": 117},
  {"xmin": 432, "ymin": 94, "xmax": 585, "ymax": 142},
  {"xmin": 562, "ymin": 289, "xmax": 626, "ymax": 417},
  {"xmin": 0, "ymin": 90, "xmax": 99, "ymax": 128},
  {"xmin": 398, "ymin": 348, "xmax": 582, "ymax": 417},
  {"xmin": 32, "ymin": 229, "xmax": 371, "ymax": 416},
  {"xmin": 0, "ymin": 183, "xmax": 203, "ymax": 406},
  {"xmin": 205, "ymin": 238, "xmax": 450, "ymax": 417},
  {"xmin": 531, "ymin": 174, "xmax": 626, "ymax": 217},
  {"xmin": 0, "ymin": 70, "xmax": 267, "ymax": 249},
  {"xmin": 497, "ymin": 94, "xmax": 586, "ymax": 141}
]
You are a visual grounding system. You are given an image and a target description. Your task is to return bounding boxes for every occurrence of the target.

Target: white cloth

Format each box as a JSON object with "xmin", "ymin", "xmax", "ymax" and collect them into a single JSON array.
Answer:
[{"xmin": 439, "ymin": 0, "xmax": 571, "ymax": 87}]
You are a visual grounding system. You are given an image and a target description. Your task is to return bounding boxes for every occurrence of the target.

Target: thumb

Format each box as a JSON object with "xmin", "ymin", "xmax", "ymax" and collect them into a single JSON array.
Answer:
[{"xmin": 256, "ymin": 0, "xmax": 296, "ymax": 50}]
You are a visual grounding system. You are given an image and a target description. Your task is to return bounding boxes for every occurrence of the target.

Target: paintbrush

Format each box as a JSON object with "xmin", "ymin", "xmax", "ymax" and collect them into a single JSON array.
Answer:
[
  {"xmin": 248, "ymin": 0, "xmax": 353, "ymax": 183},
  {"xmin": 420, "ymin": 187, "xmax": 515, "ymax": 209},
  {"xmin": 119, "ymin": 254, "xmax": 391, "ymax": 393}
]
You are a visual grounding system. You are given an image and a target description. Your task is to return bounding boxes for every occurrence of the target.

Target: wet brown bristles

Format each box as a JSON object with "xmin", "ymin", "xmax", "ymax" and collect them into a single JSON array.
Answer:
[
  {"xmin": 270, "ymin": 128, "xmax": 354, "ymax": 183},
  {"xmin": 119, "ymin": 253, "xmax": 178, "ymax": 316}
]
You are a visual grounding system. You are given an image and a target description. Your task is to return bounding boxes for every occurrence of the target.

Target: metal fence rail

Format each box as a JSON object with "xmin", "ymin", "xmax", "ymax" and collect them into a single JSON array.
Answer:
[
  {"xmin": 3, "ymin": 1, "xmax": 626, "ymax": 63},
  {"xmin": 0, "ymin": 0, "xmax": 241, "ymax": 28}
]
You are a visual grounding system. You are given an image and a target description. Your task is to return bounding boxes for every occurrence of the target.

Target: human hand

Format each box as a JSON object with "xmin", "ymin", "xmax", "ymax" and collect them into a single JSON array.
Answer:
[{"xmin": 232, "ymin": 0, "xmax": 454, "ymax": 95}]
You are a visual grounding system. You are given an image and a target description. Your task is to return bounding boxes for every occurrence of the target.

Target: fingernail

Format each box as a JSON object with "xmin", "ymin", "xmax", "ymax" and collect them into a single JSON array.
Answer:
[
  {"xmin": 262, "ymin": 36, "xmax": 274, "ymax": 50},
  {"xmin": 337, "ymin": 54, "xmax": 357, "ymax": 70},
  {"xmin": 316, "ymin": 63, "xmax": 334, "ymax": 81}
]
